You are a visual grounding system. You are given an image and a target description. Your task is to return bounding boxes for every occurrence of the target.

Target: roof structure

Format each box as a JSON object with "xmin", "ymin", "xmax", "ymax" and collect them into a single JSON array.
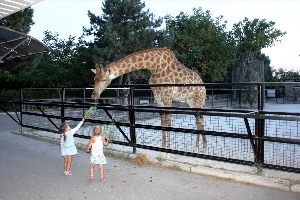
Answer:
[
  {"xmin": 0, "ymin": 0, "xmax": 42, "ymax": 19},
  {"xmin": 0, "ymin": 26, "xmax": 50, "ymax": 62},
  {"xmin": 0, "ymin": 0, "xmax": 49, "ymax": 62}
]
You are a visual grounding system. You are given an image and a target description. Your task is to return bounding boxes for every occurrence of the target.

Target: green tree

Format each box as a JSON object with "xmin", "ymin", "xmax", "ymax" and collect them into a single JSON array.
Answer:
[
  {"xmin": 83, "ymin": 0, "xmax": 165, "ymax": 84},
  {"xmin": 230, "ymin": 17, "xmax": 286, "ymax": 61},
  {"xmin": 0, "ymin": 50, "xmax": 45, "ymax": 89},
  {"xmin": 274, "ymin": 68, "xmax": 300, "ymax": 79},
  {"xmin": 229, "ymin": 18, "xmax": 286, "ymax": 83},
  {"xmin": 254, "ymin": 52, "xmax": 276, "ymax": 82},
  {"xmin": 285, "ymin": 69, "xmax": 300, "ymax": 77},
  {"xmin": 0, "ymin": 7, "xmax": 35, "ymax": 89},
  {"xmin": 165, "ymin": 8, "xmax": 235, "ymax": 83},
  {"xmin": 0, "ymin": 7, "xmax": 34, "ymax": 34},
  {"xmin": 19, "ymin": 31, "xmax": 88, "ymax": 89}
]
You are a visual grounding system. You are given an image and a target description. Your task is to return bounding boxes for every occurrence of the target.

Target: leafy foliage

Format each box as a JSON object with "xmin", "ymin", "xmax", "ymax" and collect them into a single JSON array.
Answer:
[
  {"xmin": 84, "ymin": 105, "xmax": 97, "ymax": 119},
  {"xmin": 104, "ymin": 122, "xmax": 117, "ymax": 141},
  {"xmin": 83, "ymin": 0, "xmax": 166, "ymax": 84},
  {"xmin": 273, "ymin": 68, "xmax": 300, "ymax": 81},
  {"xmin": 0, "ymin": 7, "xmax": 34, "ymax": 34},
  {"xmin": 19, "ymin": 31, "xmax": 90, "ymax": 88},
  {"xmin": 229, "ymin": 18, "xmax": 286, "ymax": 83},
  {"xmin": 255, "ymin": 52, "xmax": 275, "ymax": 82},
  {"xmin": 230, "ymin": 17, "xmax": 286, "ymax": 61},
  {"xmin": 165, "ymin": 8, "xmax": 235, "ymax": 82},
  {"xmin": 0, "ymin": 7, "xmax": 35, "ymax": 89},
  {"xmin": 0, "ymin": 1, "xmax": 295, "ymax": 92}
]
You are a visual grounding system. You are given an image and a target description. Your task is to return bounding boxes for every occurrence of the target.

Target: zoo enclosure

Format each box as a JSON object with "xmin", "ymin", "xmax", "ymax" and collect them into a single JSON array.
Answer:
[{"xmin": 1, "ymin": 82, "xmax": 300, "ymax": 173}]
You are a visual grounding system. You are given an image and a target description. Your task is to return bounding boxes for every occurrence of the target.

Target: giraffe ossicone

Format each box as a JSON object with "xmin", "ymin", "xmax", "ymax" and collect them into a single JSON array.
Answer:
[{"xmin": 91, "ymin": 47, "xmax": 207, "ymax": 152}]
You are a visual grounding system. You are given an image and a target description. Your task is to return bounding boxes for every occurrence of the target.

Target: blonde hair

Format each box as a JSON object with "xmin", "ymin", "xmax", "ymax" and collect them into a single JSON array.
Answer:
[
  {"xmin": 93, "ymin": 126, "xmax": 102, "ymax": 136},
  {"xmin": 59, "ymin": 122, "xmax": 69, "ymax": 141}
]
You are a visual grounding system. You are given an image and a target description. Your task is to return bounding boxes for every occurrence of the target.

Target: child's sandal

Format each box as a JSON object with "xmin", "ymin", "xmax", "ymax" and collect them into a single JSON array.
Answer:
[
  {"xmin": 89, "ymin": 175, "xmax": 94, "ymax": 180},
  {"xmin": 100, "ymin": 177, "xmax": 105, "ymax": 182}
]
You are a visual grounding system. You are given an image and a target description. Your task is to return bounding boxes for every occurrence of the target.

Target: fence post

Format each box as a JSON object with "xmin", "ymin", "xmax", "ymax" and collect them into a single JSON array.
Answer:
[
  {"xmin": 255, "ymin": 84, "xmax": 265, "ymax": 172},
  {"xmin": 211, "ymin": 88, "xmax": 214, "ymax": 108},
  {"xmin": 258, "ymin": 84, "xmax": 265, "ymax": 110},
  {"xmin": 239, "ymin": 87, "xmax": 242, "ymax": 108},
  {"xmin": 61, "ymin": 87, "xmax": 65, "ymax": 123},
  {"xmin": 128, "ymin": 86, "xmax": 137, "ymax": 153},
  {"xmin": 83, "ymin": 88, "xmax": 86, "ymax": 117},
  {"xmin": 20, "ymin": 89, "xmax": 23, "ymax": 134}
]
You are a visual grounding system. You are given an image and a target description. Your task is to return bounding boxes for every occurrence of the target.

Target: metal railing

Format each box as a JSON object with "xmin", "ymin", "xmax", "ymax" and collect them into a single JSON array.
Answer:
[{"xmin": 1, "ymin": 82, "xmax": 299, "ymax": 173}]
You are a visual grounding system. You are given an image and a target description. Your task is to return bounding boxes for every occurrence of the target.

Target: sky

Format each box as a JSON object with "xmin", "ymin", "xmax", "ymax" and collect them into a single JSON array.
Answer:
[{"xmin": 29, "ymin": 0, "xmax": 300, "ymax": 71}]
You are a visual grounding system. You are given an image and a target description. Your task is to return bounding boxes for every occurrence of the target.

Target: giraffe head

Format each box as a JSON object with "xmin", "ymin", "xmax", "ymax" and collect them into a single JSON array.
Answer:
[{"xmin": 91, "ymin": 64, "xmax": 112, "ymax": 100}]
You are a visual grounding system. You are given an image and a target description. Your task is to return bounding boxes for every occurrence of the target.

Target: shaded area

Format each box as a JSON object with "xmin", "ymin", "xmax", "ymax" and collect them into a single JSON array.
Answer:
[{"xmin": 0, "ymin": 114, "xmax": 299, "ymax": 199}]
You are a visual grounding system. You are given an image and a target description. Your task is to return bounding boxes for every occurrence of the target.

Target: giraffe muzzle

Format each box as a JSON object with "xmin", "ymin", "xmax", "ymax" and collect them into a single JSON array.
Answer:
[{"xmin": 91, "ymin": 92, "xmax": 99, "ymax": 100}]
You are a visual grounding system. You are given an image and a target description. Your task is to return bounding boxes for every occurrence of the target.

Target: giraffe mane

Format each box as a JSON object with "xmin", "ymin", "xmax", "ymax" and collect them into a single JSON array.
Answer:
[{"xmin": 106, "ymin": 47, "xmax": 177, "ymax": 68}]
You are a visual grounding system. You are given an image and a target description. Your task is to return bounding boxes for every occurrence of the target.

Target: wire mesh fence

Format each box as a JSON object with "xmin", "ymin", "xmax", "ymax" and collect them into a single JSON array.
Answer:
[{"xmin": 1, "ymin": 82, "xmax": 299, "ymax": 173}]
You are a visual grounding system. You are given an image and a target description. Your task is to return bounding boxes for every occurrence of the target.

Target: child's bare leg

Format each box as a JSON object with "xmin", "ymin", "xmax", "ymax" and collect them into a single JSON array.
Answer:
[
  {"xmin": 64, "ymin": 156, "xmax": 68, "ymax": 172},
  {"xmin": 90, "ymin": 164, "xmax": 94, "ymax": 179},
  {"xmin": 99, "ymin": 165, "xmax": 104, "ymax": 180},
  {"xmin": 66, "ymin": 155, "xmax": 72, "ymax": 172}
]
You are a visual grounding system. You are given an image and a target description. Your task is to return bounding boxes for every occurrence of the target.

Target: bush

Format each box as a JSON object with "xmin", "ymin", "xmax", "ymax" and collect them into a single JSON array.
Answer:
[{"xmin": 0, "ymin": 89, "xmax": 19, "ymax": 100}]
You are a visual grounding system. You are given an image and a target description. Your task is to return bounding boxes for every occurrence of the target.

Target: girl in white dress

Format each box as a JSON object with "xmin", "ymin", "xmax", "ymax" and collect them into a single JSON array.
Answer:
[
  {"xmin": 85, "ymin": 126, "xmax": 109, "ymax": 181},
  {"xmin": 59, "ymin": 118, "xmax": 85, "ymax": 176}
]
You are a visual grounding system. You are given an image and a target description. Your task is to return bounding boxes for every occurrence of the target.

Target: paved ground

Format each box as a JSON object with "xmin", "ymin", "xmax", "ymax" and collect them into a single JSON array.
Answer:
[{"xmin": 0, "ymin": 113, "xmax": 299, "ymax": 200}]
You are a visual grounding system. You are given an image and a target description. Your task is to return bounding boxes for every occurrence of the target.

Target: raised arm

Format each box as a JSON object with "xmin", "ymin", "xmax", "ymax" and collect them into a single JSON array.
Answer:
[{"xmin": 70, "ymin": 118, "xmax": 85, "ymax": 135}]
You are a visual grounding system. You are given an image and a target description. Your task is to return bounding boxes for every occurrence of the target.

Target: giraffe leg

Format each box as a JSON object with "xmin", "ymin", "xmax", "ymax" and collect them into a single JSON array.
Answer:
[
  {"xmin": 195, "ymin": 133, "xmax": 200, "ymax": 153},
  {"xmin": 186, "ymin": 97, "xmax": 207, "ymax": 153},
  {"xmin": 155, "ymin": 94, "xmax": 172, "ymax": 150},
  {"xmin": 161, "ymin": 112, "xmax": 171, "ymax": 149},
  {"xmin": 195, "ymin": 113, "xmax": 207, "ymax": 153},
  {"xmin": 202, "ymin": 134, "xmax": 207, "ymax": 152}
]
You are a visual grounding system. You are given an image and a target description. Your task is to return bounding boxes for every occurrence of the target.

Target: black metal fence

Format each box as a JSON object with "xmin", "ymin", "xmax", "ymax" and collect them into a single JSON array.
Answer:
[{"xmin": 1, "ymin": 82, "xmax": 299, "ymax": 173}]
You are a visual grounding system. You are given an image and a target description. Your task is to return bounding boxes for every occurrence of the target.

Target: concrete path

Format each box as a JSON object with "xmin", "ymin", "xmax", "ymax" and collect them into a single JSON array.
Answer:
[{"xmin": 0, "ymin": 113, "xmax": 299, "ymax": 200}]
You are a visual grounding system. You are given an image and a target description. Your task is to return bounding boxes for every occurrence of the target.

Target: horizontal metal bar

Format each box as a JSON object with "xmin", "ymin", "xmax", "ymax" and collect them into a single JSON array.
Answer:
[
  {"xmin": 14, "ymin": 82, "xmax": 300, "ymax": 90},
  {"xmin": 262, "ymin": 163, "xmax": 300, "ymax": 173}
]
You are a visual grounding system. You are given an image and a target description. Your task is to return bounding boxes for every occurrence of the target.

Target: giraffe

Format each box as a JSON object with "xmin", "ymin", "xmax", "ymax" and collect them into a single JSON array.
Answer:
[{"xmin": 91, "ymin": 47, "xmax": 207, "ymax": 152}]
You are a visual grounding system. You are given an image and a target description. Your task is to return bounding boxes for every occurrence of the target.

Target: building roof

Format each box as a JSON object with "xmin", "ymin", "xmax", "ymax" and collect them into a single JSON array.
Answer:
[
  {"xmin": 0, "ymin": 0, "xmax": 49, "ymax": 62},
  {"xmin": 0, "ymin": 0, "xmax": 42, "ymax": 19},
  {"xmin": 0, "ymin": 26, "xmax": 50, "ymax": 62}
]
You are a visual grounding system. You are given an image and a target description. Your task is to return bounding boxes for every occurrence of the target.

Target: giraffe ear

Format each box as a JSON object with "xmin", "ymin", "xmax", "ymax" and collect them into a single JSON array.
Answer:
[{"xmin": 91, "ymin": 69, "xmax": 96, "ymax": 74}]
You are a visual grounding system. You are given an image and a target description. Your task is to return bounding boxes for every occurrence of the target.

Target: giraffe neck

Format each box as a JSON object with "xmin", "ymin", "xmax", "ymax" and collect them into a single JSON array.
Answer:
[{"xmin": 106, "ymin": 48, "xmax": 175, "ymax": 78}]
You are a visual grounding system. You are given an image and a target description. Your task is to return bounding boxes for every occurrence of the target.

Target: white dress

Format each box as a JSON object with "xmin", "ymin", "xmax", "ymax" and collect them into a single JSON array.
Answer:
[
  {"xmin": 61, "ymin": 121, "xmax": 83, "ymax": 156},
  {"xmin": 90, "ymin": 136, "xmax": 107, "ymax": 165}
]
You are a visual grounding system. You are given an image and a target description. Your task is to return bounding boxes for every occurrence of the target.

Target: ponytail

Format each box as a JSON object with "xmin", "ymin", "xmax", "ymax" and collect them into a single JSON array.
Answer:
[{"xmin": 59, "ymin": 122, "xmax": 68, "ymax": 141}]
